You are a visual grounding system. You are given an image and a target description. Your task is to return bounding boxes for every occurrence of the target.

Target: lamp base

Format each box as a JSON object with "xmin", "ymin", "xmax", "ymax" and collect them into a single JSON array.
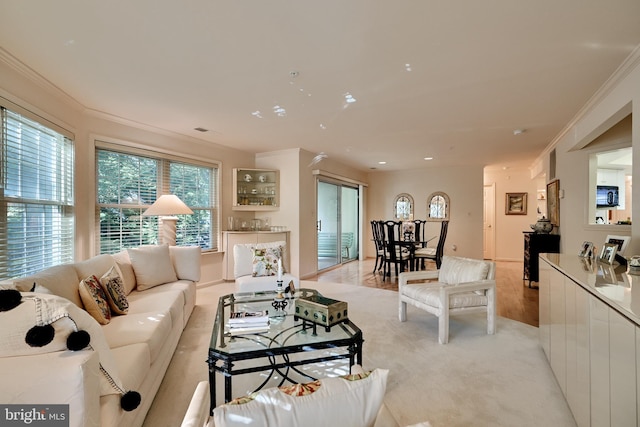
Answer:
[{"xmin": 160, "ymin": 216, "xmax": 178, "ymax": 246}]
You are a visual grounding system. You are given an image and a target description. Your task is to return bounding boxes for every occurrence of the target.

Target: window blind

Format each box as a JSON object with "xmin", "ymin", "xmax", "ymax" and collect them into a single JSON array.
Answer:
[
  {"xmin": 0, "ymin": 107, "xmax": 74, "ymax": 280},
  {"xmin": 96, "ymin": 145, "xmax": 218, "ymax": 253}
]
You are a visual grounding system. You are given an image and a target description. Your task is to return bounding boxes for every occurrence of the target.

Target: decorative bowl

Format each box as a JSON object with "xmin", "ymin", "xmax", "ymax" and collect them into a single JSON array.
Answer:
[{"xmin": 530, "ymin": 216, "xmax": 554, "ymax": 234}]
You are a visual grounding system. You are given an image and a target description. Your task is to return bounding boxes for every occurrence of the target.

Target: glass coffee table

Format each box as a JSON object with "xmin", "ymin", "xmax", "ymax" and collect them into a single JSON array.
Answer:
[{"xmin": 208, "ymin": 288, "xmax": 363, "ymax": 413}]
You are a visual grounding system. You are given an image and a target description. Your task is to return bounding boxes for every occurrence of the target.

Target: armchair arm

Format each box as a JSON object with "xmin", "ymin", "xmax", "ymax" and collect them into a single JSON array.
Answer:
[
  {"xmin": 398, "ymin": 270, "xmax": 439, "ymax": 288},
  {"xmin": 444, "ymin": 279, "xmax": 495, "ymax": 295}
]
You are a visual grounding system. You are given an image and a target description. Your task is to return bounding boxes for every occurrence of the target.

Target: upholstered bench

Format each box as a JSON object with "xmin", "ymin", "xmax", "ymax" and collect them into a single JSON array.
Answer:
[{"xmin": 232, "ymin": 241, "xmax": 299, "ymax": 293}]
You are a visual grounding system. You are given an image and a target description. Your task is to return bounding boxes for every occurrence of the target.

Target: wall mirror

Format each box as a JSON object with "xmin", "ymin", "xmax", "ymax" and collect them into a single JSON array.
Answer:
[
  {"xmin": 427, "ymin": 191, "xmax": 450, "ymax": 221},
  {"xmin": 394, "ymin": 193, "xmax": 414, "ymax": 220}
]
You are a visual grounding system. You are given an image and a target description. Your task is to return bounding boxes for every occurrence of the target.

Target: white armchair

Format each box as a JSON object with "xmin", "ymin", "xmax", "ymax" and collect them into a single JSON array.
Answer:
[
  {"xmin": 398, "ymin": 256, "xmax": 496, "ymax": 344},
  {"xmin": 232, "ymin": 241, "xmax": 299, "ymax": 293}
]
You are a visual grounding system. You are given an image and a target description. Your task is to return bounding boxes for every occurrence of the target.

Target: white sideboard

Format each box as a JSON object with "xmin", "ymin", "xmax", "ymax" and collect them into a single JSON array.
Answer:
[
  {"xmin": 222, "ymin": 231, "xmax": 290, "ymax": 280},
  {"xmin": 539, "ymin": 254, "xmax": 640, "ymax": 427}
]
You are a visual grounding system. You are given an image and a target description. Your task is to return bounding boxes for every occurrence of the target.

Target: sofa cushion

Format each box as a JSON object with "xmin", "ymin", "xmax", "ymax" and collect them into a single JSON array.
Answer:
[
  {"xmin": 74, "ymin": 254, "xmax": 117, "ymax": 284},
  {"xmin": 102, "ymin": 310, "xmax": 174, "ymax": 364},
  {"xmin": 110, "ymin": 343, "xmax": 151, "ymax": 392},
  {"xmin": 125, "ymin": 288, "xmax": 186, "ymax": 333},
  {"xmin": 100, "ymin": 266, "xmax": 129, "ymax": 315},
  {"xmin": 213, "ymin": 368, "xmax": 388, "ymax": 427},
  {"xmin": 12, "ymin": 264, "xmax": 83, "ymax": 307},
  {"xmin": 79, "ymin": 275, "xmax": 112, "ymax": 325},
  {"xmin": 112, "ymin": 250, "xmax": 137, "ymax": 295},
  {"xmin": 438, "ymin": 256, "xmax": 490, "ymax": 285},
  {"xmin": 169, "ymin": 246, "xmax": 201, "ymax": 282},
  {"xmin": 128, "ymin": 245, "xmax": 178, "ymax": 291}
]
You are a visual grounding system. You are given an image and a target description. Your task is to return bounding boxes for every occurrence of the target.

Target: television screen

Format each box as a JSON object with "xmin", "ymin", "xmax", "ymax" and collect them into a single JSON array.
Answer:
[{"xmin": 596, "ymin": 185, "xmax": 619, "ymax": 208}]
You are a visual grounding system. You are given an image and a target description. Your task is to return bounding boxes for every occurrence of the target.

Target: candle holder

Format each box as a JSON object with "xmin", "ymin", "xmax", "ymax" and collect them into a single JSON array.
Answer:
[{"xmin": 271, "ymin": 280, "xmax": 288, "ymax": 319}]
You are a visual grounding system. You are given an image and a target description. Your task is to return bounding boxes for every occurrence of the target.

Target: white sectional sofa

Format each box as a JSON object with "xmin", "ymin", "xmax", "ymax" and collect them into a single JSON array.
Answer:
[{"xmin": 0, "ymin": 244, "xmax": 201, "ymax": 427}]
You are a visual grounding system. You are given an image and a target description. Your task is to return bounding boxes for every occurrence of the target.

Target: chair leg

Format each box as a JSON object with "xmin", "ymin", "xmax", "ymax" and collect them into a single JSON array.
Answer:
[
  {"xmin": 438, "ymin": 306, "xmax": 450, "ymax": 344},
  {"xmin": 487, "ymin": 287, "xmax": 496, "ymax": 335},
  {"xmin": 399, "ymin": 301, "xmax": 407, "ymax": 322}
]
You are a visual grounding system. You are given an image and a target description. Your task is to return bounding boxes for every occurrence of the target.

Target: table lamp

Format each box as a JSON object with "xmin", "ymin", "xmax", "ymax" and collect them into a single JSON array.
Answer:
[{"xmin": 142, "ymin": 194, "xmax": 193, "ymax": 246}]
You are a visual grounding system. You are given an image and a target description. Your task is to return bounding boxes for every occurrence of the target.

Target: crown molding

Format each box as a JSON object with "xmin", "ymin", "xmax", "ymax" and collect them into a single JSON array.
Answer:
[
  {"xmin": 0, "ymin": 47, "xmax": 83, "ymax": 110},
  {"xmin": 536, "ymin": 44, "xmax": 640, "ymax": 163}
]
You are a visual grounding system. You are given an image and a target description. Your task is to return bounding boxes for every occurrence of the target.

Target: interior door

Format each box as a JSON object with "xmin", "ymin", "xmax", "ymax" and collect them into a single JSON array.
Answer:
[{"xmin": 483, "ymin": 183, "xmax": 496, "ymax": 260}]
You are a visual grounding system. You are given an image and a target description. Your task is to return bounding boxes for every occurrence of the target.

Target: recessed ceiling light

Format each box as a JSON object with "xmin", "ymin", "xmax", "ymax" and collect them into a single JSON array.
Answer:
[
  {"xmin": 424, "ymin": 157, "xmax": 433, "ymax": 160},
  {"xmin": 194, "ymin": 127, "xmax": 208, "ymax": 132},
  {"xmin": 378, "ymin": 161, "xmax": 387, "ymax": 165},
  {"xmin": 513, "ymin": 129, "xmax": 525, "ymax": 135}
]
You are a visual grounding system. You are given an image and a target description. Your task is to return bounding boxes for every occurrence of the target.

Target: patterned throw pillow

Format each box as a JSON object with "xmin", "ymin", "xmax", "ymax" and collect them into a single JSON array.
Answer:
[
  {"xmin": 79, "ymin": 275, "xmax": 112, "ymax": 324},
  {"xmin": 100, "ymin": 266, "xmax": 129, "ymax": 315},
  {"xmin": 251, "ymin": 247, "xmax": 282, "ymax": 277}
]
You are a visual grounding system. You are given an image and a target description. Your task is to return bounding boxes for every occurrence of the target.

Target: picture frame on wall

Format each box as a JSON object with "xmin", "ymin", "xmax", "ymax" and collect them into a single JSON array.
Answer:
[
  {"xmin": 505, "ymin": 192, "xmax": 527, "ymax": 215},
  {"xmin": 546, "ymin": 179, "xmax": 560, "ymax": 226},
  {"xmin": 599, "ymin": 243, "xmax": 618, "ymax": 265},
  {"xmin": 578, "ymin": 241, "xmax": 594, "ymax": 258}
]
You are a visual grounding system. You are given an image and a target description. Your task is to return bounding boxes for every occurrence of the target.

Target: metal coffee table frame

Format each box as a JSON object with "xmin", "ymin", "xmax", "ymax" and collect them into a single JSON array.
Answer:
[{"xmin": 207, "ymin": 288, "xmax": 363, "ymax": 414}]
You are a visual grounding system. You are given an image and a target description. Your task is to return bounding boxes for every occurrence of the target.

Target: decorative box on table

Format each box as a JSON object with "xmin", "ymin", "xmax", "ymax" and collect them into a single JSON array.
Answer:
[{"xmin": 294, "ymin": 295, "xmax": 348, "ymax": 332}]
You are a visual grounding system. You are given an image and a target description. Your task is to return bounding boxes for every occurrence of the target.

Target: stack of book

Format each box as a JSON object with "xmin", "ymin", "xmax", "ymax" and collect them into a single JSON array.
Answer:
[{"xmin": 227, "ymin": 310, "xmax": 270, "ymax": 335}]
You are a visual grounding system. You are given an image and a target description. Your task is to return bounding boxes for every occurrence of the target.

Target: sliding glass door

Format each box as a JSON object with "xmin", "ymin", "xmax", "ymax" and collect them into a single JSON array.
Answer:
[{"xmin": 317, "ymin": 179, "xmax": 359, "ymax": 271}]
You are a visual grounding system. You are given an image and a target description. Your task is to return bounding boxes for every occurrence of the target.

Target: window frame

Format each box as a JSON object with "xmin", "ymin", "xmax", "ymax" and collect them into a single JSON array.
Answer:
[
  {"xmin": 0, "ymin": 100, "xmax": 75, "ymax": 281},
  {"xmin": 95, "ymin": 139, "xmax": 220, "ymax": 253}
]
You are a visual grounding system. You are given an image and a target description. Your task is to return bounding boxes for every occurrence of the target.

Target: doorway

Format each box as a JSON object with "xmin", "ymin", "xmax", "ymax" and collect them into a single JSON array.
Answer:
[{"xmin": 317, "ymin": 180, "xmax": 359, "ymax": 271}]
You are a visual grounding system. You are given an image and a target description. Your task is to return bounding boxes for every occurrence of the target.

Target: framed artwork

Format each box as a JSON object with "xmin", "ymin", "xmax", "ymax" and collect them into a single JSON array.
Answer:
[
  {"xmin": 505, "ymin": 193, "xmax": 527, "ymax": 215},
  {"xmin": 605, "ymin": 235, "xmax": 630, "ymax": 255},
  {"xmin": 578, "ymin": 241, "xmax": 594, "ymax": 258},
  {"xmin": 599, "ymin": 243, "xmax": 618, "ymax": 265},
  {"xmin": 546, "ymin": 179, "xmax": 560, "ymax": 226}
]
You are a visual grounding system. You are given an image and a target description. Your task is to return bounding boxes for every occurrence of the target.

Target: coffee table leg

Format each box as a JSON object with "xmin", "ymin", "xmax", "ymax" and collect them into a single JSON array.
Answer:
[
  {"xmin": 224, "ymin": 359, "xmax": 233, "ymax": 403},
  {"xmin": 208, "ymin": 357, "xmax": 217, "ymax": 415}
]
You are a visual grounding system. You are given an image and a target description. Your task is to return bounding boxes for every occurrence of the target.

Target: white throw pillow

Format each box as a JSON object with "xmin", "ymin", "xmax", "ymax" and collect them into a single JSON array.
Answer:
[
  {"xmin": 169, "ymin": 246, "xmax": 202, "ymax": 282},
  {"xmin": 438, "ymin": 256, "xmax": 490, "ymax": 285},
  {"xmin": 128, "ymin": 245, "xmax": 178, "ymax": 291},
  {"xmin": 213, "ymin": 368, "xmax": 388, "ymax": 427},
  {"xmin": 0, "ymin": 292, "xmax": 125, "ymax": 396}
]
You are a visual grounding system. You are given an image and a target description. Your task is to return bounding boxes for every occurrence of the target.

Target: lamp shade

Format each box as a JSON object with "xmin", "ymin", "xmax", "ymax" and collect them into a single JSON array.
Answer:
[{"xmin": 142, "ymin": 195, "xmax": 193, "ymax": 216}]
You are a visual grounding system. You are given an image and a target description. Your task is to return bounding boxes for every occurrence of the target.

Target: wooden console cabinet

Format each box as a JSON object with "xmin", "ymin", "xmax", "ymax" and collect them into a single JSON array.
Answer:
[{"xmin": 523, "ymin": 232, "xmax": 560, "ymax": 286}]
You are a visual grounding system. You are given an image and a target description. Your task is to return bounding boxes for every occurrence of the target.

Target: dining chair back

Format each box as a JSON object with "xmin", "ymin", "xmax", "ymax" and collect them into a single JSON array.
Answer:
[
  {"xmin": 371, "ymin": 220, "xmax": 386, "ymax": 274},
  {"xmin": 414, "ymin": 220, "xmax": 449, "ymax": 269},
  {"xmin": 382, "ymin": 220, "xmax": 411, "ymax": 278}
]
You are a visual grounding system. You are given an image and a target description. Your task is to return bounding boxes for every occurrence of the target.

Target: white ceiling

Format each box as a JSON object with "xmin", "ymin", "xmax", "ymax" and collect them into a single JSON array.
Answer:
[{"xmin": 1, "ymin": 1, "xmax": 639, "ymax": 172}]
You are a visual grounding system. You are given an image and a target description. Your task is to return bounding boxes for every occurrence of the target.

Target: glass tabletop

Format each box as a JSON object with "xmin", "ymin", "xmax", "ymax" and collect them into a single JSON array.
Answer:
[{"xmin": 210, "ymin": 288, "xmax": 361, "ymax": 356}]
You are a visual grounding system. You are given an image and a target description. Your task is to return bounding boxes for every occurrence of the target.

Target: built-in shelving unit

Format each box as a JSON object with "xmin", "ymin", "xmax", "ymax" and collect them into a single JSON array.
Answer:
[{"xmin": 232, "ymin": 168, "xmax": 279, "ymax": 211}]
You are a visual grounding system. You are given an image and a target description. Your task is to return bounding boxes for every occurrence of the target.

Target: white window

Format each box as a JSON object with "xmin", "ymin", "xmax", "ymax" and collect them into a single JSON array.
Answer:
[
  {"xmin": 96, "ymin": 143, "xmax": 218, "ymax": 253},
  {"xmin": 0, "ymin": 106, "xmax": 74, "ymax": 280}
]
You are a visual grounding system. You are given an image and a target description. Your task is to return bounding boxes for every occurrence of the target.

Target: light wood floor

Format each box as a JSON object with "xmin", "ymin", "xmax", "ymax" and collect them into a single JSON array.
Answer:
[{"xmin": 307, "ymin": 258, "xmax": 539, "ymax": 327}]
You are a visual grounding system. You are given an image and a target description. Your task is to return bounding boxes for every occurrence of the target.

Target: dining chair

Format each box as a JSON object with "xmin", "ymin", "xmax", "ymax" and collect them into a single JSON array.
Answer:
[
  {"xmin": 382, "ymin": 220, "xmax": 411, "ymax": 279},
  {"xmin": 371, "ymin": 220, "xmax": 386, "ymax": 274},
  {"xmin": 413, "ymin": 220, "xmax": 449, "ymax": 269}
]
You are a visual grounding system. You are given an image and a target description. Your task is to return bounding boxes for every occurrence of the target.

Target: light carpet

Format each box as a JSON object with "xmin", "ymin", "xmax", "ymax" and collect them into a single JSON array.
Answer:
[{"xmin": 143, "ymin": 281, "xmax": 576, "ymax": 427}]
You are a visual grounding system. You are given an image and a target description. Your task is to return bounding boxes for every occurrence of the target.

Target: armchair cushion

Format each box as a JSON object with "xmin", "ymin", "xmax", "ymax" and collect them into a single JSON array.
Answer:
[{"xmin": 438, "ymin": 256, "xmax": 491, "ymax": 285}]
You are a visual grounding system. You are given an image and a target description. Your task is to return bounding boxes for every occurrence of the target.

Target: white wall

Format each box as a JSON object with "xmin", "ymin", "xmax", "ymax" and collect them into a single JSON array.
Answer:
[
  {"xmin": 484, "ymin": 165, "xmax": 540, "ymax": 261},
  {"xmin": 534, "ymin": 48, "xmax": 640, "ymax": 256},
  {"xmin": 0, "ymin": 58, "xmax": 256, "ymax": 286},
  {"xmin": 366, "ymin": 165, "xmax": 484, "ymax": 260}
]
